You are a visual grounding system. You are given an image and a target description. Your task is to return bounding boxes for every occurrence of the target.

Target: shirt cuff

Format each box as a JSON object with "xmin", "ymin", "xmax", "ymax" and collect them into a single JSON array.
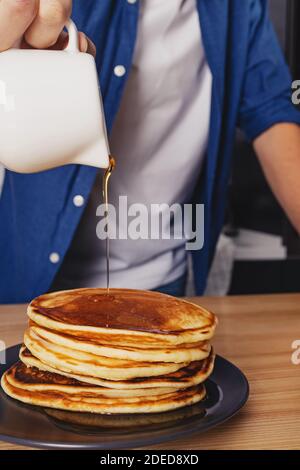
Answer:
[{"xmin": 240, "ymin": 100, "xmax": 300, "ymax": 142}]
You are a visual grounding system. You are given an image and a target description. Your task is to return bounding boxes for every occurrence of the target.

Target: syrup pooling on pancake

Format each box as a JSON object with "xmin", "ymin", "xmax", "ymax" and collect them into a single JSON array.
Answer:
[
  {"xmin": 29, "ymin": 288, "xmax": 216, "ymax": 334},
  {"xmin": 27, "ymin": 288, "xmax": 217, "ymax": 349},
  {"xmin": 27, "ymin": 309, "xmax": 216, "ymax": 347}
]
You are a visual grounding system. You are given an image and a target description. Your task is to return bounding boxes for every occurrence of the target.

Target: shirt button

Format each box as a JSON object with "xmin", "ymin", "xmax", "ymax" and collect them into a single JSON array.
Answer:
[
  {"xmin": 114, "ymin": 65, "xmax": 126, "ymax": 77},
  {"xmin": 127, "ymin": 0, "xmax": 137, "ymax": 4},
  {"xmin": 49, "ymin": 252, "xmax": 60, "ymax": 264},
  {"xmin": 73, "ymin": 195, "xmax": 85, "ymax": 207}
]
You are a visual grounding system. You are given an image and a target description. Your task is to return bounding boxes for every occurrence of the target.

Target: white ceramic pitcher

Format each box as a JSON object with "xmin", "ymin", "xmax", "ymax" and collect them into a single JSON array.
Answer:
[{"xmin": 0, "ymin": 20, "xmax": 110, "ymax": 173}]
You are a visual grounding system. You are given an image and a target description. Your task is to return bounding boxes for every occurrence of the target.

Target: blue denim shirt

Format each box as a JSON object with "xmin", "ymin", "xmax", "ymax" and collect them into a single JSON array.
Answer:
[{"xmin": 1, "ymin": 0, "xmax": 300, "ymax": 303}]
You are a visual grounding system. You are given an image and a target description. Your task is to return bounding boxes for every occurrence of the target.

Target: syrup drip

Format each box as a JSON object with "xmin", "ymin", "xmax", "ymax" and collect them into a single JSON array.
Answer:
[{"xmin": 102, "ymin": 156, "xmax": 116, "ymax": 295}]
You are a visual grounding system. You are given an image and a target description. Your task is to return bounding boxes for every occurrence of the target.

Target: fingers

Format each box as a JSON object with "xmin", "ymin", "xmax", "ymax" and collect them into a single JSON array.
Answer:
[
  {"xmin": 21, "ymin": 30, "xmax": 96, "ymax": 57},
  {"xmin": 78, "ymin": 31, "xmax": 96, "ymax": 57},
  {"xmin": 22, "ymin": 30, "xmax": 96, "ymax": 57},
  {"xmin": 0, "ymin": 0, "xmax": 37, "ymax": 51},
  {"xmin": 25, "ymin": 0, "xmax": 72, "ymax": 49},
  {"xmin": 0, "ymin": 0, "xmax": 95, "ymax": 56}
]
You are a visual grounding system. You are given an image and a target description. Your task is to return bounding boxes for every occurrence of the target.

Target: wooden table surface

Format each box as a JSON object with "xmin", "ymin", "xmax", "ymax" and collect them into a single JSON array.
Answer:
[{"xmin": 0, "ymin": 294, "xmax": 299, "ymax": 450}]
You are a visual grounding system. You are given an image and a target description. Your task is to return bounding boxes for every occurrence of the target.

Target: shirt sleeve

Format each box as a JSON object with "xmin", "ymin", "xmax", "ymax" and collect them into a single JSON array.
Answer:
[{"xmin": 238, "ymin": 0, "xmax": 300, "ymax": 141}]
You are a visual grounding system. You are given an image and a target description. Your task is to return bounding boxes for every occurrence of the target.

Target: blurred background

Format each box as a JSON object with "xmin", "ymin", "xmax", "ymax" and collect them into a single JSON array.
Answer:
[
  {"xmin": 200, "ymin": 0, "xmax": 300, "ymax": 297},
  {"xmin": 0, "ymin": 0, "xmax": 299, "ymax": 298}
]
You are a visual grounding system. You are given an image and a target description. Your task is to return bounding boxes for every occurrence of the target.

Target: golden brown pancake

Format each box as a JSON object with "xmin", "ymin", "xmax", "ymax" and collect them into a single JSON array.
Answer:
[
  {"xmin": 24, "ymin": 329, "xmax": 190, "ymax": 380},
  {"xmin": 1, "ymin": 365, "xmax": 206, "ymax": 414},
  {"xmin": 20, "ymin": 345, "xmax": 215, "ymax": 390},
  {"xmin": 28, "ymin": 288, "xmax": 217, "ymax": 347},
  {"xmin": 28, "ymin": 324, "xmax": 210, "ymax": 363},
  {"xmin": 5, "ymin": 361, "xmax": 177, "ymax": 398}
]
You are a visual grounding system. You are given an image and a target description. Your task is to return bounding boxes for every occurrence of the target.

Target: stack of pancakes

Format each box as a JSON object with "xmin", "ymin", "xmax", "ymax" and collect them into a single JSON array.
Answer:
[{"xmin": 1, "ymin": 288, "xmax": 217, "ymax": 414}]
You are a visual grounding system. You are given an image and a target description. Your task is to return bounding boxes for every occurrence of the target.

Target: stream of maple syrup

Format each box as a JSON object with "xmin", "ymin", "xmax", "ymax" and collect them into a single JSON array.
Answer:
[{"xmin": 102, "ymin": 156, "xmax": 116, "ymax": 294}]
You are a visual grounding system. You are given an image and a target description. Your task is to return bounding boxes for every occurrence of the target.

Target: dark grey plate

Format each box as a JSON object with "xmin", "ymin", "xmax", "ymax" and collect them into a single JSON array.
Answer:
[{"xmin": 0, "ymin": 345, "xmax": 249, "ymax": 449}]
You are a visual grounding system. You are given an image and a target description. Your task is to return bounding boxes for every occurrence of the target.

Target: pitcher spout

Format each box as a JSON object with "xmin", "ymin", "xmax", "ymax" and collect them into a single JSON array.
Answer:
[{"xmin": 73, "ymin": 138, "xmax": 110, "ymax": 169}]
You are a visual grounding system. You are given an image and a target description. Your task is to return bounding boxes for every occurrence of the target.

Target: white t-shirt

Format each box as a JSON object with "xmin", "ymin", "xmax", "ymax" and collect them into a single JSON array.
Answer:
[{"xmin": 54, "ymin": 0, "xmax": 212, "ymax": 290}]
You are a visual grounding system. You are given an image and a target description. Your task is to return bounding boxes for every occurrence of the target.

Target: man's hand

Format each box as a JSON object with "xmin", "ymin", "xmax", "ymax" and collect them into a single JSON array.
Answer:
[
  {"xmin": 254, "ymin": 123, "xmax": 300, "ymax": 234},
  {"xmin": 0, "ymin": 0, "xmax": 95, "ymax": 55}
]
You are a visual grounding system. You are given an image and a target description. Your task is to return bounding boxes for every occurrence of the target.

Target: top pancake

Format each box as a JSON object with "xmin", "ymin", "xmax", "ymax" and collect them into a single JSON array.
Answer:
[{"xmin": 28, "ymin": 288, "xmax": 216, "ymax": 347}]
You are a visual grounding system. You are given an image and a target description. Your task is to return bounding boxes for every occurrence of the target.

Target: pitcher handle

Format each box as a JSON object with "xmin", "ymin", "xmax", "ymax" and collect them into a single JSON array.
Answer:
[{"xmin": 64, "ymin": 19, "xmax": 80, "ymax": 53}]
